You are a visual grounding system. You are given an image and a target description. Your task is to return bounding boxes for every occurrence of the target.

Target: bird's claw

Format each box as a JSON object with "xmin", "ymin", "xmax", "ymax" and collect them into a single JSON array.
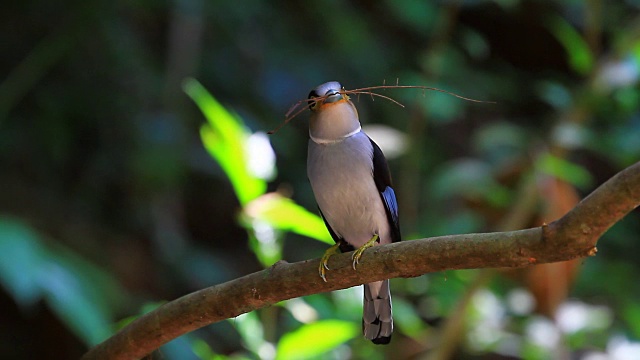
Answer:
[
  {"xmin": 318, "ymin": 261, "xmax": 329, "ymax": 282},
  {"xmin": 351, "ymin": 234, "xmax": 379, "ymax": 270},
  {"xmin": 318, "ymin": 234, "xmax": 380, "ymax": 279},
  {"xmin": 318, "ymin": 243, "xmax": 341, "ymax": 282},
  {"xmin": 319, "ymin": 268, "xmax": 327, "ymax": 282}
]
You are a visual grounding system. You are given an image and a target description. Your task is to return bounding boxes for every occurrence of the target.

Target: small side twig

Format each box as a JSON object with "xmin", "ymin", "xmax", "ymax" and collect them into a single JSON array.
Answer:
[{"xmin": 267, "ymin": 82, "xmax": 494, "ymax": 134}]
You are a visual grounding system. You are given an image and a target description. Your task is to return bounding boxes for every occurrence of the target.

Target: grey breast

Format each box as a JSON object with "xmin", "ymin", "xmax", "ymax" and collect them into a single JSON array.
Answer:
[{"xmin": 307, "ymin": 132, "xmax": 391, "ymax": 248}]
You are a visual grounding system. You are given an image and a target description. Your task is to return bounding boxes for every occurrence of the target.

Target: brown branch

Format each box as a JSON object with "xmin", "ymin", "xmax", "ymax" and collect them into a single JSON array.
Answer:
[{"xmin": 83, "ymin": 161, "xmax": 640, "ymax": 360}]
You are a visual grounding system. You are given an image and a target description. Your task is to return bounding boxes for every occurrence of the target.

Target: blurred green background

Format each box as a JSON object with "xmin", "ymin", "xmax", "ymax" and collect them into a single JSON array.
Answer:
[{"xmin": 2, "ymin": 0, "xmax": 640, "ymax": 359}]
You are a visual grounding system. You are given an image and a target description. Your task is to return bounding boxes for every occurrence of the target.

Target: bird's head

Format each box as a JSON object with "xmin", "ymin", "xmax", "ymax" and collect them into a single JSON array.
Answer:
[{"xmin": 308, "ymin": 81, "xmax": 361, "ymax": 143}]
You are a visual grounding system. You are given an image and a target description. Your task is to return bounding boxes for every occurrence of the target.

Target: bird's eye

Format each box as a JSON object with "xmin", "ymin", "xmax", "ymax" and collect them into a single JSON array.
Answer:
[{"xmin": 308, "ymin": 90, "xmax": 320, "ymax": 110}]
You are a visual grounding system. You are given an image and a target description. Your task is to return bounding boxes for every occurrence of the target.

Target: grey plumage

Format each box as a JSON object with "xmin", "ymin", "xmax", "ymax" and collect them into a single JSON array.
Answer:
[
  {"xmin": 306, "ymin": 81, "xmax": 400, "ymax": 344},
  {"xmin": 308, "ymin": 132, "xmax": 391, "ymax": 247},
  {"xmin": 363, "ymin": 281, "xmax": 393, "ymax": 343}
]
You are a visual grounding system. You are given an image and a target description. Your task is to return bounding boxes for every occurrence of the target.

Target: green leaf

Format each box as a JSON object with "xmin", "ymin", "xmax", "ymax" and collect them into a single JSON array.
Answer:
[
  {"xmin": 40, "ymin": 241, "xmax": 123, "ymax": 345},
  {"xmin": 0, "ymin": 218, "xmax": 47, "ymax": 305},
  {"xmin": 160, "ymin": 334, "xmax": 223, "ymax": 360},
  {"xmin": 535, "ymin": 153, "xmax": 594, "ymax": 189},
  {"xmin": 247, "ymin": 228, "xmax": 283, "ymax": 267},
  {"xmin": 184, "ymin": 78, "xmax": 266, "ymax": 205},
  {"xmin": 276, "ymin": 320, "xmax": 358, "ymax": 360},
  {"xmin": 392, "ymin": 297, "xmax": 427, "ymax": 337},
  {"xmin": 191, "ymin": 337, "xmax": 230, "ymax": 360},
  {"xmin": 230, "ymin": 312, "xmax": 266, "ymax": 355},
  {"xmin": 0, "ymin": 217, "xmax": 123, "ymax": 345},
  {"xmin": 431, "ymin": 159, "xmax": 512, "ymax": 208},
  {"xmin": 40, "ymin": 260, "xmax": 114, "ymax": 345},
  {"xmin": 115, "ymin": 301, "xmax": 167, "ymax": 331},
  {"xmin": 624, "ymin": 303, "xmax": 640, "ymax": 339},
  {"xmin": 243, "ymin": 194, "xmax": 333, "ymax": 244},
  {"xmin": 417, "ymin": 84, "xmax": 465, "ymax": 123},
  {"xmin": 547, "ymin": 15, "xmax": 594, "ymax": 75},
  {"xmin": 384, "ymin": 0, "xmax": 436, "ymax": 33}
]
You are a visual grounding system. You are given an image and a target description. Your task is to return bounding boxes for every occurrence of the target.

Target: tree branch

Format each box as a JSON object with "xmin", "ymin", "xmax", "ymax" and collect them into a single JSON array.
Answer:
[{"xmin": 83, "ymin": 161, "xmax": 640, "ymax": 360}]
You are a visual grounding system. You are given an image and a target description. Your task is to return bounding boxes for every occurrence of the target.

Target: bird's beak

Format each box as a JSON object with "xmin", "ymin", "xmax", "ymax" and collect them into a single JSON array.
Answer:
[{"xmin": 324, "ymin": 90, "xmax": 344, "ymax": 104}]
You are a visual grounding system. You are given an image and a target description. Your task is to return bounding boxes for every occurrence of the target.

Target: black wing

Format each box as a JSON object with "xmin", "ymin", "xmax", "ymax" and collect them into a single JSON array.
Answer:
[
  {"xmin": 369, "ymin": 137, "xmax": 401, "ymax": 243},
  {"xmin": 319, "ymin": 208, "xmax": 355, "ymax": 253}
]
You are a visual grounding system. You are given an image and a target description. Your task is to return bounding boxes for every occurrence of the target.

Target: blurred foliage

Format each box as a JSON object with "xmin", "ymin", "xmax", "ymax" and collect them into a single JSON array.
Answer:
[
  {"xmin": 276, "ymin": 320, "xmax": 358, "ymax": 360},
  {"xmin": 0, "ymin": 218, "xmax": 123, "ymax": 346},
  {"xmin": 186, "ymin": 78, "xmax": 267, "ymax": 206},
  {"xmin": 1, "ymin": 0, "xmax": 640, "ymax": 359}
]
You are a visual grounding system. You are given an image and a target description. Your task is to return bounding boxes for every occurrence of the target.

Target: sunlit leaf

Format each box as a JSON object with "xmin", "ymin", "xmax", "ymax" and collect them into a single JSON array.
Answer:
[
  {"xmin": 243, "ymin": 193, "xmax": 333, "ymax": 244},
  {"xmin": 184, "ymin": 78, "xmax": 266, "ymax": 205},
  {"xmin": 276, "ymin": 320, "xmax": 358, "ymax": 360}
]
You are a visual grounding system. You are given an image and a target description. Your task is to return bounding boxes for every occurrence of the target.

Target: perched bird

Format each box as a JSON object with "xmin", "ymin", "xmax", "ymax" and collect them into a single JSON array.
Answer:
[{"xmin": 306, "ymin": 81, "xmax": 401, "ymax": 345}]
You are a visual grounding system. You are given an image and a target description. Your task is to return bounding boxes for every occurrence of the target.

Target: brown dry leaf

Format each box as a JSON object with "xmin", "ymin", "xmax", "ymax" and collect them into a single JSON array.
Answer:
[{"xmin": 525, "ymin": 176, "xmax": 583, "ymax": 316}]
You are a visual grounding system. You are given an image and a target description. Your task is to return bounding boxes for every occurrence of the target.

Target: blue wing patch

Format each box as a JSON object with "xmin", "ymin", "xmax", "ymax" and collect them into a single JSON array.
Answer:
[{"xmin": 369, "ymin": 137, "xmax": 402, "ymax": 243}]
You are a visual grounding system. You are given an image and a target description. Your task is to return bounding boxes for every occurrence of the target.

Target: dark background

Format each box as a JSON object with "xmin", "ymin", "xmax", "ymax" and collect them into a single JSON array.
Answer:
[{"xmin": 1, "ymin": 1, "xmax": 640, "ymax": 359}]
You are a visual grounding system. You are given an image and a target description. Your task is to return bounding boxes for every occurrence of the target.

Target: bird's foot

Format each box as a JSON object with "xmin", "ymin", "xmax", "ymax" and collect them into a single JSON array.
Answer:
[
  {"xmin": 352, "ymin": 234, "xmax": 379, "ymax": 270},
  {"xmin": 319, "ymin": 243, "xmax": 341, "ymax": 282}
]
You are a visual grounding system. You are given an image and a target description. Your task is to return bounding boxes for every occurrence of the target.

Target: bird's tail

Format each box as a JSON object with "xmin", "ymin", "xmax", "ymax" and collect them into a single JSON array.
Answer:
[{"xmin": 363, "ymin": 280, "xmax": 393, "ymax": 344}]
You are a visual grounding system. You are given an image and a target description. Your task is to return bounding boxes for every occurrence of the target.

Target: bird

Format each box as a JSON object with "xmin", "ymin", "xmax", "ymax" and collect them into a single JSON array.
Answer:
[{"xmin": 306, "ymin": 81, "xmax": 401, "ymax": 345}]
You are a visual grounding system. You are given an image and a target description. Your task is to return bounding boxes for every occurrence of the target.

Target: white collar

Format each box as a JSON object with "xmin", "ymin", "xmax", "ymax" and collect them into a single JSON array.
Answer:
[{"xmin": 309, "ymin": 126, "xmax": 361, "ymax": 144}]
